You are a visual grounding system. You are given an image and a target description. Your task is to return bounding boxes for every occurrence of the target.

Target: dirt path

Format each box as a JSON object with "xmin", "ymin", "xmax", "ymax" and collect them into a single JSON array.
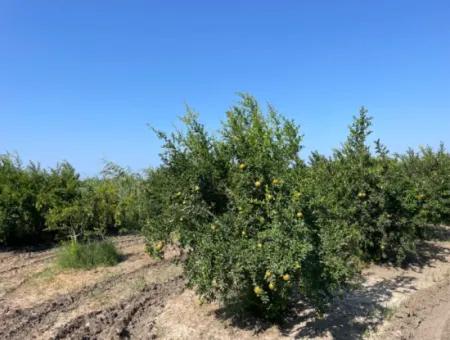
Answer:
[{"xmin": 368, "ymin": 277, "xmax": 450, "ymax": 340}]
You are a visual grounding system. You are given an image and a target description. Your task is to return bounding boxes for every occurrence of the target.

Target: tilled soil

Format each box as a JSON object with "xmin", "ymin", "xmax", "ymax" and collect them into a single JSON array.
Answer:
[
  {"xmin": 0, "ymin": 236, "xmax": 184, "ymax": 340},
  {"xmin": 0, "ymin": 235, "xmax": 143, "ymax": 301},
  {"xmin": 53, "ymin": 275, "xmax": 185, "ymax": 340},
  {"xmin": 1, "ymin": 233, "xmax": 450, "ymax": 339},
  {"xmin": 0, "ymin": 266, "xmax": 184, "ymax": 339}
]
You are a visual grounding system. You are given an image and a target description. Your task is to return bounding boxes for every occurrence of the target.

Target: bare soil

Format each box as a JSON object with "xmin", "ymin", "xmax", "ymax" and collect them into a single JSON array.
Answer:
[
  {"xmin": 0, "ymin": 228, "xmax": 449, "ymax": 340},
  {"xmin": 0, "ymin": 236, "xmax": 184, "ymax": 339}
]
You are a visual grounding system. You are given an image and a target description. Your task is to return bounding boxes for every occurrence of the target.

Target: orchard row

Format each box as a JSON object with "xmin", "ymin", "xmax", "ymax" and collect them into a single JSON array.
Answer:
[{"xmin": 1, "ymin": 95, "xmax": 449, "ymax": 318}]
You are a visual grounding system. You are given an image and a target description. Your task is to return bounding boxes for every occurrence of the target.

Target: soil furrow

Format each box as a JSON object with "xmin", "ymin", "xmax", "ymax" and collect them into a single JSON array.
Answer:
[
  {"xmin": 53, "ymin": 275, "xmax": 185, "ymax": 339},
  {"xmin": 0, "ymin": 257, "xmax": 173, "ymax": 339}
]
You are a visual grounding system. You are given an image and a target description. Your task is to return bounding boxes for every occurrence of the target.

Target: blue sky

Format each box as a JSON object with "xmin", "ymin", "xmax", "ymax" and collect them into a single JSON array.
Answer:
[{"xmin": 1, "ymin": 1, "xmax": 449, "ymax": 176}]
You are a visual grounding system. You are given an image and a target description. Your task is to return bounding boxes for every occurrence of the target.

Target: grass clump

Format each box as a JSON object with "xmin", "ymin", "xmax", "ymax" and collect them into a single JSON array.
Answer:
[{"xmin": 57, "ymin": 239, "xmax": 121, "ymax": 269}]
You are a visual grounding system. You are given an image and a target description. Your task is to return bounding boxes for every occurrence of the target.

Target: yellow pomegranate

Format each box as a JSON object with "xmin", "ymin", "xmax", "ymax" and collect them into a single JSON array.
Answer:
[
  {"xmin": 296, "ymin": 212, "xmax": 304, "ymax": 219},
  {"xmin": 255, "ymin": 180, "xmax": 262, "ymax": 188},
  {"xmin": 282, "ymin": 274, "xmax": 290, "ymax": 281},
  {"xmin": 269, "ymin": 282, "xmax": 276, "ymax": 290},
  {"xmin": 239, "ymin": 163, "xmax": 247, "ymax": 170},
  {"xmin": 254, "ymin": 286, "xmax": 264, "ymax": 296},
  {"xmin": 154, "ymin": 241, "xmax": 164, "ymax": 251}
]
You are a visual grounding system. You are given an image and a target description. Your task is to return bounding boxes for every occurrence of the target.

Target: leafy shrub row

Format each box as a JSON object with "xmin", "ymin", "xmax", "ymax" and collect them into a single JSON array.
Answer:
[
  {"xmin": 1, "ymin": 94, "xmax": 448, "ymax": 318},
  {"xmin": 0, "ymin": 157, "xmax": 146, "ymax": 246},
  {"xmin": 143, "ymin": 95, "xmax": 450, "ymax": 319}
]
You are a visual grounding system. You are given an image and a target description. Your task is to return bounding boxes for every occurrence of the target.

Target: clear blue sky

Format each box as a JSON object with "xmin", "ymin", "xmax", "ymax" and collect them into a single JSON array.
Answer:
[{"xmin": 1, "ymin": 1, "xmax": 449, "ymax": 176}]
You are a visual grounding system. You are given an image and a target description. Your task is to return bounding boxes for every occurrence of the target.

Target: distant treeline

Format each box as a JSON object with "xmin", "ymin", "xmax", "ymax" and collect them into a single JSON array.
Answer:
[{"xmin": 0, "ymin": 156, "xmax": 152, "ymax": 246}]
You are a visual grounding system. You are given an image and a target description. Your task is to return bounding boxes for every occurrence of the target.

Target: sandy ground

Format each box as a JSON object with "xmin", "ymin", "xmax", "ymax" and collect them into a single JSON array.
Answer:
[{"xmin": 0, "ymin": 228, "xmax": 449, "ymax": 340}]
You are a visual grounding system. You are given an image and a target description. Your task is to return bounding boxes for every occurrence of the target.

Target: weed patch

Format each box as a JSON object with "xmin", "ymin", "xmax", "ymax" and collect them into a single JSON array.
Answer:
[{"xmin": 57, "ymin": 240, "xmax": 121, "ymax": 270}]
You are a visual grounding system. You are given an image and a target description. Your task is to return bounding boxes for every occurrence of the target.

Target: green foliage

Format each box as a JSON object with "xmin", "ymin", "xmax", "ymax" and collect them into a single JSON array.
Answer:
[
  {"xmin": 144, "ymin": 96, "xmax": 449, "ymax": 318},
  {"xmin": 398, "ymin": 144, "xmax": 450, "ymax": 229},
  {"xmin": 0, "ymin": 155, "xmax": 148, "ymax": 246},
  {"xmin": 145, "ymin": 95, "xmax": 357, "ymax": 319},
  {"xmin": 0, "ymin": 154, "xmax": 50, "ymax": 245},
  {"xmin": 2, "ymin": 94, "xmax": 449, "ymax": 320},
  {"xmin": 56, "ymin": 239, "xmax": 121, "ymax": 269},
  {"xmin": 307, "ymin": 108, "xmax": 418, "ymax": 265},
  {"xmin": 101, "ymin": 162, "xmax": 147, "ymax": 234},
  {"xmin": 42, "ymin": 162, "xmax": 86, "ymax": 240}
]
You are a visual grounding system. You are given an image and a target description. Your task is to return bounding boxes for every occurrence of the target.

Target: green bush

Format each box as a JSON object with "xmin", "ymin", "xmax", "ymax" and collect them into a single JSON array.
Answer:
[
  {"xmin": 144, "ymin": 95, "xmax": 359, "ymax": 319},
  {"xmin": 0, "ymin": 154, "xmax": 50, "ymax": 246},
  {"xmin": 307, "ymin": 109, "xmax": 418, "ymax": 264},
  {"xmin": 398, "ymin": 144, "xmax": 450, "ymax": 230},
  {"xmin": 57, "ymin": 239, "xmax": 121, "ymax": 269},
  {"xmin": 101, "ymin": 162, "xmax": 147, "ymax": 234},
  {"xmin": 144, "ymin": 97, "xmax": 450, "ymax": 318},
  {"xmin": 0, "ymin": 155, "xmax": 148, "ymax": 247}
]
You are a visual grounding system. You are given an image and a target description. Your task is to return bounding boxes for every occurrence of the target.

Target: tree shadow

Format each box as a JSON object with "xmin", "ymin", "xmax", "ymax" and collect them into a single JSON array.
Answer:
[
  {"xmin": 419, "ymin": 224, "xmax": 450, "ymax": 242},
  {"xmin": 284, "ymin": 275, "xmax": 417, "ymax": 339},
  {"xmin": 0, "ymin": 242, "xmax": 56, "ymax": 254},
  {"xmin": 404, "ymin": 241, "xmax": 450, "ymax": 271},
  {"xmin": 215, "ymin": 275, "xmax": 418, "ymax": 339},
  {"xmin": 213, "ymin": 232, "xmax": 450, "ymax": 339}
]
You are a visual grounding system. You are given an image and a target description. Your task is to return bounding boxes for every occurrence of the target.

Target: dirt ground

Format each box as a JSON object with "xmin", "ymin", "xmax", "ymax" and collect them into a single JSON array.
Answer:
[{"xmin": 0, "ymin": 228, "xmax": 449, "ymax": 340}]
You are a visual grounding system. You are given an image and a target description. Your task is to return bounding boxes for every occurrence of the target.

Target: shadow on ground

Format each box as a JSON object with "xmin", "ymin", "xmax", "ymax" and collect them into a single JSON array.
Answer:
[
  {"xmin": 406, "ymin": 240, "xmax": 450, "ymax": 270},
  {"xmin": 284, "ymin": 275, "xmax": 417, "ymax": 339},
  {"xmin": 419, "ymin": 224, "xmax": 450, "ymax": 242},
  {"xmin": 215, "ymin": 275, "xmax": 417, "ymax": 339},
  {"xmin": 215, "ymin": 226, "xmax": 450, "ymax": 339}
]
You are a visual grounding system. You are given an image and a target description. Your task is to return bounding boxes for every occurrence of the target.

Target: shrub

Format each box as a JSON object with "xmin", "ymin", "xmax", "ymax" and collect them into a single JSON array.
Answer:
[
  {"xmin": 0, "ymin": 155, "xmax": 148, "ymax": 247},
  {"xmin": 144, "ymin": 95, "xmax": 359, "ymax": 319},
  {"xmin": 308, "ymin": 108, "xmax": 418, "ymax": 264},
  {"xmin": 0, "ymin": 154, "xmax": 50, "ymax": 246},
  {"xmin": 398, "ymin": 144, "xmax": 450, "ymax": 230},
  {"xmin": 57, "ymin": 239, "xmax": 121, "ymax": 269},
  {"xmin": 101, "ymin": 162, "xmax": 147, "ymax": 234},
  {"xmin": 46, "ymin": 163, "xmax": 147, "ymax": 241},
  {"xmin": 297, "ymin": 154, "xmax": 361, "ymax": 301}
]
